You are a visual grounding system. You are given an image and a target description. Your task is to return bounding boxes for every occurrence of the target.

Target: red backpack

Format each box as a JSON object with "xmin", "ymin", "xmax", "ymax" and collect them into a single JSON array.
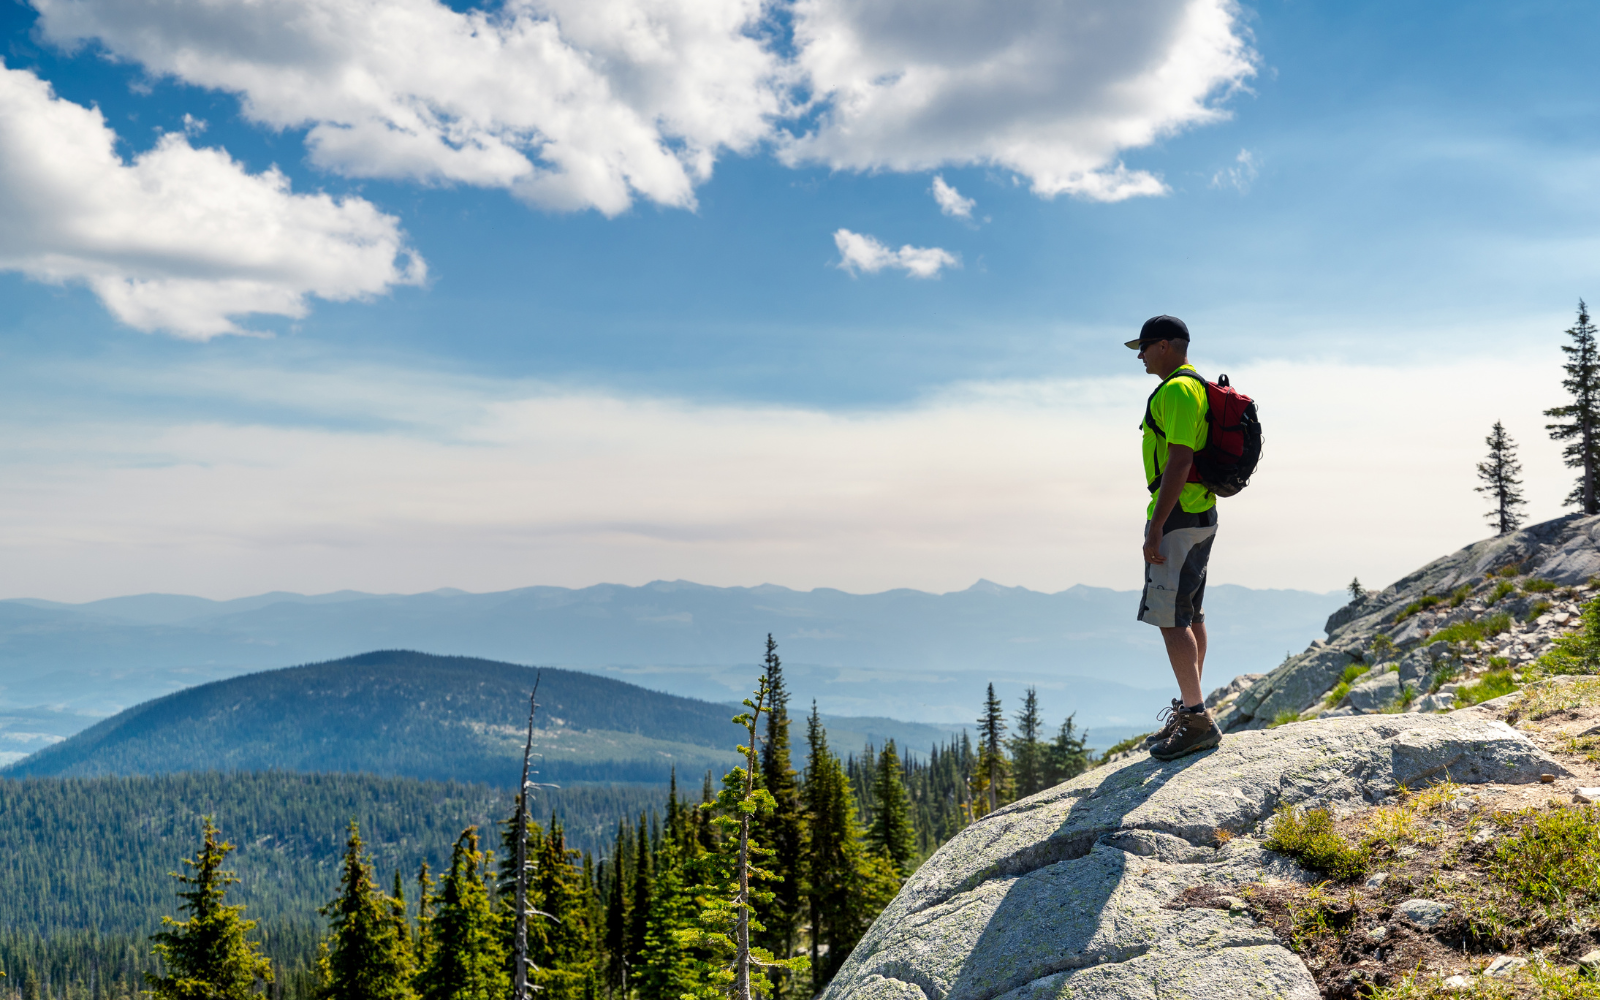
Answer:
[{"xmin": 1143, "ymin": 371, "xmax": 1262, "ymax": 498}]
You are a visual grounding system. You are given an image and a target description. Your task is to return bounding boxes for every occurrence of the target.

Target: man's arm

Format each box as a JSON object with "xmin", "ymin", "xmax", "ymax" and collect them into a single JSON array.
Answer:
[{"xmin": 1143, "ymin": 444, "xmax": 1194, "ymax": 566}]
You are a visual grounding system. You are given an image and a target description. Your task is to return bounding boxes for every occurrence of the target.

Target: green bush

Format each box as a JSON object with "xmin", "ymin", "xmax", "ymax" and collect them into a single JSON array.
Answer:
[
  {"xmin": 1487, "ymin": 655, "xmax": 1510, "ymax": 669},
  {"xmin": 1487, "ymin": 580, "xmax": 1516, "ymax": 605},
  {"xmin": 1449, "ymin": 583, "xmax": 1474, "ymax": 607},
  {"xmin": 1522, "ymin": 577, "xmax": 1558, "ymax": 593},
  {"xmin": 1489, "ymin": 803, "xmax": 1600, "ymax": 907},
  {"xmin": 1539, "ymin": 595, "xmax": 1600, "ymax": 676},
  {"xmin": 1323, "ymin": 663, "xmax": 1371, "ymax": 705},
  {"xmin": 1395, "ymin": 594, "xmax": 1442, "ymax": 623},
  {"xmin": 1497, "ymin": 564, "xmax": 1522, "ymax": 578},
  {"xmin": 1429, "ymin": 611, "xmax": 1511, "ymax": 647},
  {"xmin": 1456, "ymin": 669, "xmax": 1517, "ymax": 707},
  {"xmin": 1524, "ymin": 599, "xmax": 1553, "ymax": 623},
  {"xmin": 1267, "ymin": 709, "xmax": 1302, "ymax": 729},
  {"xmin": 1370, "ymin": 633, "xmax": 1396, "ymax": 658},
  {"xmin": 1263, "ymin": 805, "xmax": 1368, "ymax": 879}
]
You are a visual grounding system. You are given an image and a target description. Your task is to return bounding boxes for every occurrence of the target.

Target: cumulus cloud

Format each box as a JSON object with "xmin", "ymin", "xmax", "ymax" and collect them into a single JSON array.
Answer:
[
  {"xmin": 32, "ymin": 0, "xmax": 780, "ymax": 215},
  {"xmin": 32, "ymin": 0, "xmax": 1253, "ymax": 213},
  {"xmin": 833, "ymin": 229, "xmax": 958, "ymax": 278},
  {"xmin": 0, "ymin": 63, "xmax": 422, "ymax": 339},
  {"xmin": 931, "ymin": 175, "xmax": 975, "ymax": 218},
  {"xmin": 785, "ymin": 0, "xmax": 1256, "ymax": 200},
  {"xmin": 1211, "ymin": 148, "xmax": 1258, "ymax": 192}
]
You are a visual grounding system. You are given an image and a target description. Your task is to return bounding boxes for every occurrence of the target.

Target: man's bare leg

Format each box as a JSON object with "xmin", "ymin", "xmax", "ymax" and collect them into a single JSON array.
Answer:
[
  {"xmin": 1160, "ymin": 625, "xmax": 1205, "ymax": 708},
  {"xmin": 1194, "ymin": 621, "xmax": 1208, "ymax": 690}
]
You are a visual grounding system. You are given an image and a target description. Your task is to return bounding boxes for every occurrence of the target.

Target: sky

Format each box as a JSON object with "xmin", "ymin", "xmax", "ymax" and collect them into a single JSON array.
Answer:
[{"xmin": 0, "ymin": 0, "xmax": 1595, "ymax": 603}]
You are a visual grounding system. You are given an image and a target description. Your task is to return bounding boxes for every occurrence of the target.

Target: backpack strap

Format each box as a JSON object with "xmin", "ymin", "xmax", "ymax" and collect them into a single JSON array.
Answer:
[{"xmin": 1144, "ymin": 369, "xmax": 1208, "ymax": 493}]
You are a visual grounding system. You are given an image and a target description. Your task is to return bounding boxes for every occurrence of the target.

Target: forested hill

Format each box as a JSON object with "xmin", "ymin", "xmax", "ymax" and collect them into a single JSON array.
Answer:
[{"xmin": 5, "ymin": 651, "xmax": 746, "ymax": 785}]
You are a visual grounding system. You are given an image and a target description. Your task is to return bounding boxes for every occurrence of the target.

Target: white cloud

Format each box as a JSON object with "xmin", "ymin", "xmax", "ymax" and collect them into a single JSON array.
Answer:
[
  {"xmin": 0, "ymin": 352, "xmax": 1575, "ymax": 602},
  {"xmin": 834, "ymin": 229, "xmax": 958, "ymax": 278},
  {"xmin": 0, "ymin": 63, "xmax": 422, "ymax": 339},
  {"xmin": 931, "ymin": 175, "xmax": 975, "ymax": 218},
  {"xmin": 1211, "ymin": 148, "xmax": 1258, "ymax": 192},
  {"xmin": 33, "ymin": 0, "xmax": 1253, "ymax": 212},
  {"xmin": 32, "ymin": 0, "xmax": 780, "ymax": 215},
  {"xmin": 784, "ymin": 0, "xmax": 1256, "ymax": 201}
]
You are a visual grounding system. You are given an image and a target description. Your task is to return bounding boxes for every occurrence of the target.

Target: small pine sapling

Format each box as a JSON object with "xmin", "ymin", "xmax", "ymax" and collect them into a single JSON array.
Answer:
[{"xmin": 1475, "ymin": 420, "xmax": 1527, "ymax": 535}]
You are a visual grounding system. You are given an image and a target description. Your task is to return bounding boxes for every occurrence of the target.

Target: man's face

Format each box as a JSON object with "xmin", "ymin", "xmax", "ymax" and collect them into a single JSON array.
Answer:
[{"xmin": 1137, "ymin": 338, "xmax": 1177, "ymax": 375}]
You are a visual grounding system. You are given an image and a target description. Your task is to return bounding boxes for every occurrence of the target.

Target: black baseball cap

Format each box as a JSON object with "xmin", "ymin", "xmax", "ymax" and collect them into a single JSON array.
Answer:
[{"xmin": 1124, "ymin": 315, "xmax": 1190, "ymax": 349}]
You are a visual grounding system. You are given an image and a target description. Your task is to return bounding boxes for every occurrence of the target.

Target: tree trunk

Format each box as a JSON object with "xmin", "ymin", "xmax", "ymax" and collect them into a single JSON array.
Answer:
[{"xmin": 735, "ymin": 813, "xmax": 752, "ymax": 1000}]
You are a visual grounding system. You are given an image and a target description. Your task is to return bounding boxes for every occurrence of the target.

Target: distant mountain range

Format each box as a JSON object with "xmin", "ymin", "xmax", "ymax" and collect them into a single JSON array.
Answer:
[
  {"xmin": 4, "ymin": 651, "xmax": 963, "ymax": 784},
  {"xmin": 0, "ymin": 579, "xmax": 1342, "ymax": 740}
]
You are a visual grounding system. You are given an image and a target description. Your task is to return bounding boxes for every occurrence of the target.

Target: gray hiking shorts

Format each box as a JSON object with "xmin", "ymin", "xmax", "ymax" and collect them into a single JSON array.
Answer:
[{"xmin": 1137, "ymin": 507, "xmax": 1217, "ymax": 629}]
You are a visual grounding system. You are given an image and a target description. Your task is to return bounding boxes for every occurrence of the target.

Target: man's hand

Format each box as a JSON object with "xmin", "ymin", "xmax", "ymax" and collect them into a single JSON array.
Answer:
[{"xmin": 1144, "ymin": 521, "xmax": 1166, "ymax": 565}]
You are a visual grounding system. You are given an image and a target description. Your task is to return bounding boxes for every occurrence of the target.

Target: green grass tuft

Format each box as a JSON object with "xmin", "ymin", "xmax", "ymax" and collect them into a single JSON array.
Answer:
[
  {"xmin": 1487, "ymin": 580, "xmax": 1516, "ymax": 605},
  {"xmin": 1522, "ymin": 577, "xmax": 1558, "ymax": 593},
  {"xmin": 1497, "ymin": 564, "xmax": 1522, "ymax": 578},
  {"xmin": 1370, "ymin": 633, "xmax": 1396, "ymax": 658},
  {"xmin": 1539, "ymin": 595, "xmax": 1600, "ymax": 676},
  {"xmin": 1455, "ymin": 669, "xmax": 1517, "ymax": 707},
  {"xmin": 1324, "ymin": 663, "xmax": 1372, "ymax": 705},
  {"xmin": 1524, "ymin": 599, "xmax": 1553, "ymax": 623},
  {"xmin": 1489, "ymin": 803, "xmax": 1600, "ymax": 907},
  {"xmin": 1263, "ymin": 805, "xmax": 1368, "ymax": 879},
  {"xmin": 1395, "ymin": 594, "xmax": 1443, "ymax": 623},
  {"xmin": 1449, "ymin": 583, "xmax": 1474, "ymax": 607},
  {"xmin": 1267, "ymin": 709, "xmax": 1302, "ymax": 729}
]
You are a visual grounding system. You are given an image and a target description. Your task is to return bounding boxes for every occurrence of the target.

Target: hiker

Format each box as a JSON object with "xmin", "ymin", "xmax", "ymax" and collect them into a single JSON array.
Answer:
[{"xmin": 1128, "ymin": 315, "xmax": 1224, "ymax": 760}]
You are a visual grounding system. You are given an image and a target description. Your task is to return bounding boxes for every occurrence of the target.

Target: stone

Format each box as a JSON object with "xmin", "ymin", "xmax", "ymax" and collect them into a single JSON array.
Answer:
[
  {"xmin": 1541, "ymin": 773, "xmax": 1556, "ymax": 783},
  {"xmin": 1216, "ymin": 895, "xmax": 1247, "ymax": 912},
  {"xmin": 1364, "ymin": 873, "xmax": 1388, "ymax": 889},
  {"xmin": 1345, "ymin": 670, "xmax": 1402, "ymax": 713},
  {"xmin": 823, "ymin": 715, "xmax": 1567, "ymax": 1000},
  {"xmin": 1205, "ymin": 674, "xmax": 1265, "ymax": 710},
  {"xmin": 1413, "ymin": 693, "xmax": 1454, "ymax": 713},
  {"xmin": 1484, "ymin": 955, "xmax": 1528, "ymax": 978},
  {"xmin": 1579, "ymin": 949, "xmax": 1600, "ymax": 970},
  {"xmin": 1221, "ymin": 646, "xmax": 1354, "ymax": 732},
  {"xmin": 1395, "ymin": 898, "xmax": 1450, "ymax": 929},
  {"xmin": 1576, "ymin": 788, "xmax": 1600, "ymax": 804},
  {"xmin": 1366, "ymin": 925, "xmax": 1388, "ymax": 942},
  {"xmin": 1442, "ymin": 975, "xmax": 1473, "ymax": 990},
  {"xmin": 1472, "ymin": 827, "xmax": 1496, "ymax": 845}
]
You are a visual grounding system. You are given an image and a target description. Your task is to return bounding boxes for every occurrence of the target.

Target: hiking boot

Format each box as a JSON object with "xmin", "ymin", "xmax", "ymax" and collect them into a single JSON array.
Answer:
[
  {"xmin": 1149, "ymin": 707, "xmax": 1222, "ymax": 761},
  {"xmin": 1139, "ymin": 699, "xmax": 1183, "ymax": 750}
]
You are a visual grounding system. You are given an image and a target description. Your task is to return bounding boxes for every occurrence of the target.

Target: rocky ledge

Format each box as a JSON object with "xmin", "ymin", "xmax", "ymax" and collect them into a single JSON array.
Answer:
[
  {"xmin": 1214, "ymin": 513, "xmax": 1600, "ymax": 732},
  {"xmin": 822, "ymin": 713, "xmax": 1565, "ymax": 1000}
]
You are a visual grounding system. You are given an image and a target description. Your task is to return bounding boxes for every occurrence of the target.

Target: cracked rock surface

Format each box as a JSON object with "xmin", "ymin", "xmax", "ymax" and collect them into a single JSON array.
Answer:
[{"xmin": 823, "ymin": 715, "xmax": 1566, "ymax": 1000}]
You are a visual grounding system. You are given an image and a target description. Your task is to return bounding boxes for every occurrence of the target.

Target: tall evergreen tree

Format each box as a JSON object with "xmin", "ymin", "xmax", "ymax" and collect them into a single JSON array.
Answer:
[
  {"xmin": 1347, "ymin": 578, "xmax": 1365, "ymax": 602},
  {"xmin": 145, "ymin": 818, "xmax": 274, "ymax": 1000},
  {"xmin": 1546, "ymin": 299, "xmax": 1600, "ymax": 514},
  {"xmin": 1476, "ymin": 420, "xmax": 1527, "ymax": 535},
  {"xmin": 865, "ymin": 741, "xmax": 915, "ymax": 877},
  {"xmin": 601, "ymin": 822, "xmax": 630, "ymax": 994},
  {"xmin": 1009, "ymin": 688, "xmax": 1045, "ymax": 799},
  {"xmin": 527, "ymin": 824, "xmax": 595, "ymax": 1000},
  {"xmin": 973, "ymin": 685, "xmax": 1010, "ymax": 816},
  {"xmin": 638, "ymin": 837, "xmax": 702, "ymax": 1000},
  {"xmin": 413, "ymin": 863, "xmax": 436, "ymax": 973},
  {"xmin": 317, "ymin": 823, "xmax": 414, "ymax": 1000},
  {"xmin": 416, "ymin": 829, "xmax": 507, "ymax": 1000},
  {"xmin": 626, "ymin": 813, "xmax": 652, "ymax": 980},
  {"xmin": 754, "ymin": 635, "xmax": 804, "ymax": 975},
  {"xmin": 803, "ymin": 704, "xmax": 898, "ymax": 993}
]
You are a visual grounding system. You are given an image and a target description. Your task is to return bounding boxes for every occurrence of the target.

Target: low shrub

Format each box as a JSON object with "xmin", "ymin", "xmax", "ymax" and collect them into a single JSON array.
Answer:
[
  {"xmin": 1497, "ymin": 564, "xmax": 1521, "ymax": 578},
  {"xmin": 1540, "ymin": 595, "xmax": 1600, "ymax": 675},
  {"xmin": 1489, "ymin": 803, "xmax": 1600, "ymax": 907},
  {"xmin": 1455, "ymin": 669, "xmax": 1517, "ymax": 707},
  {"xmin": 1522, "ymin": 577, "xmax": 1558, "ymax": 593},
  {"xmin": 1263, "ymin": 805, "xmax": 1368, "ymax": 879},
  {"xmin": 1523, "ymin": 599, "xmax": 1553, "ymax": 623},
  {"xmin": 1487, "ymin": 580, "xmax": 1516, "ymax": 606},
  {"xmin": 1324, "ymin": 663, "xmax": 1372, "ymax": 704},
  {"xmin": 1449, "ymin": 583, "xmax": 1474, "ymax": 607},
  {"xmin": 1371, "ymin": 633, "xmax": 1396, "ymax": 658},
  {"xmin": 1267, "ymin": 709, "xmax": 1302, "ymax": 729},
  {"xmin": 1379, "ymin": 682, "xmax": 1417, "ymax": 714},
  {"xmin": 1395, "ymin": 594, "xmax": 1443, "ymax": 623},
  {"xmin": 1428, "ymin": 621, "xmax": 1484, "ymax": 645}
]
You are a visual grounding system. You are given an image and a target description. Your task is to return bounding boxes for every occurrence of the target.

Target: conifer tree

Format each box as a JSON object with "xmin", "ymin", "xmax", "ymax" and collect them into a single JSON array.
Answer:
[
  {"xmin": 638, "ymin": 836, "xmax": 702, "ymax": 1000},
  {"xmin": 866, "ymin": 741, "xmax": 915, "ymax": 877},
  {"xmin": 802, "ymin": 704, "xmax": 898, "ymax": 992},
  {"xmin": 973, "ymin": 685, "xmax": 1010, "ymax": 816},
  {"xmin": 1347, "ymin": 578, "xmax": 1365, "ymax": 602},
  {"xmin": 1044, "ymin": 715, "xmax": 1091, "ymax": 785},
  {"xmin": 416, "ymin": 829, "xmax": 507, "ymax": 1000},
  {"xmin": 687, "ymin": 674, "xmax": 807, "ymax": 1000},
  {"xmin": 527, "ymin": 823, "xmax": 595, "ymax": 1000},
  {"xmin": 146, "ymin": 818, "xmax": 274, "ymax": 1000},
  {"xmin": 1546, "ymin": 299, "xmax": 1600, "ymax": 514},
  {"xmin": 1008, "ymin": 688, "xmax": 1045, "ymax": 799},
  {"xmin": 1476, "ymin": 420, "xmax": 1527, "ymax": 535},
  {"xmin": 602, "ymin": 822, "xmax": 629, "ymax": 994},
  {"xmin": 754, "ymin": 635, "xmax": 804, "ymax": 974},
  {"xmin": 317, "ymin": 823, "xmax": 414, "ymax": 1000},
  {"xmin": 413, "ymin": 863, "xmax": 436, "ymax": 972},
  {"xmin": 626, "ymin": 813, "xmax": 652, "ymax": 980}
]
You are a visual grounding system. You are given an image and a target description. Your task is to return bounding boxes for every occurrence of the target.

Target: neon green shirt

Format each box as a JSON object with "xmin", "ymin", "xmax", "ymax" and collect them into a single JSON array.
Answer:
[{"xmin": 1142, "ymin": 364, "xmax": 1216, "ymax": 518}]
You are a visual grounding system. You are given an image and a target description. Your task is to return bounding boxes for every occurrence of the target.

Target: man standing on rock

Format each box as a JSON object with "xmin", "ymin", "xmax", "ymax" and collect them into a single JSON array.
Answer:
[{"xmin": 1128, "ymin": 316, "xmax": 1224, "ymax": 760}]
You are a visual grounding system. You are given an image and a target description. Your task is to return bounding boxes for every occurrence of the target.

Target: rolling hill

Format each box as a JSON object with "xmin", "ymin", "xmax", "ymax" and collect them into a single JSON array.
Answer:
[{"xmin": 2, "ymin": 650, "xmax": 964, "ymax": 784}]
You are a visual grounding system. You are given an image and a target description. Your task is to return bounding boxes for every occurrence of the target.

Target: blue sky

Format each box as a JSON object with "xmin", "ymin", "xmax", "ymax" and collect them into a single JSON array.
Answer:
[{"xmin": 0, "ymin": 0, "xmax": 1594, "ymax": 601}]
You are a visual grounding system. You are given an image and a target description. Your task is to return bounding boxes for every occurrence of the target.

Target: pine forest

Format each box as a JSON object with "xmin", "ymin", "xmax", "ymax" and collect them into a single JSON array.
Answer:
[{"xmin": 0, "ymin": 639, "xmax": 1097, "ymax": 1000}]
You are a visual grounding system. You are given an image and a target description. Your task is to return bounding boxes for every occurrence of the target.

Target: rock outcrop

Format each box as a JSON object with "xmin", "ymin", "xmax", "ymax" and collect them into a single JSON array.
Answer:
[
  {"xmin": 1217, "ymin": 513, "xmax": 1600, "ymax": 732},
  {"xmin": 823, "ymin": 714, "xmax": 1565, "ymax": 1000}
]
